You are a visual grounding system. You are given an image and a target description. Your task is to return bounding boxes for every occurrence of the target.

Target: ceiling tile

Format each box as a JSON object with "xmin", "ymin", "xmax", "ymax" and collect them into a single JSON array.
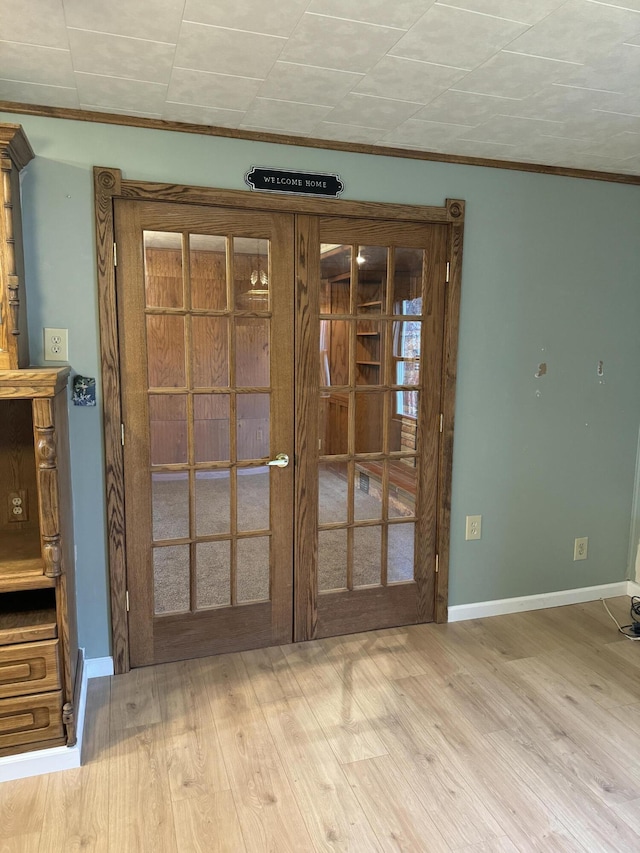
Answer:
[
  {"xmin": 506, "ymin": 83, "xmax": 625, "ymax": 121},
  {"xmin": 586, "ymin": 129, "xmax": 640, "ymax": 157},
  {"xmin": 81, "ymin": 103, "xmax": 163, "ymax": 119},
  {"xmin": 390, "ymin": 5, "xmax": 528, "ymax": 70},
  {"xmin": 67, "ymin": 30, "xmax": 176, "ymax": 84},
  {"xmin": 168, "ymin": 68, "xmax": 262, "ymax": 111},
  {"xmin": 63, "ymin": 0, "xmax": 184, "ymax": 43},
  {"xmin": 0, "ymin": 41, "xmax": 75, "ymax": 87},
  {"xmin": 354, "ymin": 55, "xmax": 467, "ymax": 104},
  {"xmin": 505, "ymin": 0, "xmax": 640, "ymax": 64},
  {"xmin": 164, "ymin": 102, "xmax": 245, "ymax": 127},
  {"xmin": 414, "ymin": 89, "xmax": 520, "ymax": 124},
  {"xmin": 460, "ymin": 114, "xmax": 564, "ymax": 144},
  {"xmin": 313, "ymin": 121, "xmax": 387, "ymax": 143},
  {"xmin": 505, "ymin": 134, "xmax": 593, "ymax": 166},
  {"xmin": 382, "ymin": 118, "xmax": 474, "ymax": 149},
  {"xmin": 184, "ymin": 0, "xmax": 310, "ymax": 37},
  {"xmin": 306, "ymin": 0, "xmax": 436, "ymax": 29},
  {"xmin": 240, "ymin": 97, "xmax": 332, "ymax": 133},
  {"xmin": 454, "ymin": 52, "xmax": 579, "ymax": 99},
  {"xmin": 0, "ymin": 78, "xmax": 79, "ymax": 108},
  {"xmin": 560, "ymin": 43, "xmax": 640, "ymax": 95},
  {"xmin": 259, "ymin": 62, "xmax": 363, "ymax": 106},
  {"xmin": 443, "ymin": 138, "xmax": 518, "ymax": 158},
  {"xmin": 0, "ymin": 0, "xmax": 69, "ymax": 49},
  {"xmin": 280, "ymin": 13, "xmax": 404, "ymax": 73},
  {"xmin": 326, "ymin": 92, "xmax": 423, "ymax": 129},
  {"xmin": 554, "ymin": 109, "xmax": 640, "ymax": 140},
  {"xmin": 175, "ymin": 22, "xmax": 285, "ymax": 78},
  {"xmin": 74, "ymin": 73, "xmax": 168, "ymax": 113},
  {"xmin": 435, "ymin": 0, "xmax": 566, "ymax": 25}
]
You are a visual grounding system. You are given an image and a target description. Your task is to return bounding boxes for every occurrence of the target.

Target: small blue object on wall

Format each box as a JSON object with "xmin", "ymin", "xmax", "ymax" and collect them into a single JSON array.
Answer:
[{"xmin": 72, "ymin": 375, "xmax": 96, "ymax": 406}]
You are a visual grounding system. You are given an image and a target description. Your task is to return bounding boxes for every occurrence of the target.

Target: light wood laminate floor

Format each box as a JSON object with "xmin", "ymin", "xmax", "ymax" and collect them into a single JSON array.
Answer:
[{"xmin": 2, "ymin": 597, "xmax": 640, "ymax": 852}]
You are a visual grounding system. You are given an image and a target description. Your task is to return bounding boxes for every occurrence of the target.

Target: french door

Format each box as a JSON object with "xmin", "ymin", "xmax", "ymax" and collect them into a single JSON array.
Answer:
[{"xmin": 114, "ymin": 199, "xmax": 447, "ymax": 666}]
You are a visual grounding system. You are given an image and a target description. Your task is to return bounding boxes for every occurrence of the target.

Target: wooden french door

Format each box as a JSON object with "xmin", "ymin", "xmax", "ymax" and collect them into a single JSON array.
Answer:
[
  {"xmin": 114, "ymin": 199, "xmax": 447, "ymax": 666},
  {"xmin": 295, "ymin": 216, "xmax": 447, "ymax": 640},
  {"xmin": 115, "ymin": 200, "xmax": 294, "ymax": 666}
]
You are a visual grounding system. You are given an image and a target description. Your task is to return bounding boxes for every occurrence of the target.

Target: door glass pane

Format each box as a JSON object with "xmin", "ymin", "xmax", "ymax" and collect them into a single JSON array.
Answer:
[
  {"xmin": 393, "ymin": 320, "xmax": 421, "ymax": 387},
  {"xmin": 354, "ymin": 464, "xmax": 382, "ymax": 521},
  {"xmin": 237, "ymin": 467, "xmax": 270, "ymax": 532},
  {"xmin": 152, "ymin": 473, "xmax": 189, "ymax": 541},
  {"xmin": 237, "ymin": 394, "xmax": 270, "ymax": 460},
  {"xmin": 355, "ymin": 392, "xmax": 384, "ymax": 454},
  {"xmin": 154, "ymin": 545, "xmax": 190, "ymax": 614},
  {"xmin": 190, "ymin": 234, "xmax": 227, "ymax": 311},
  {"xmin": 147, "ymin": 315, "xmax": 186, "ymax": 387},
  {"xmin": 320, "ymin": 320, "xmax": 350, "ymax": 387},
  {"xmin": 356, "ymin": 319, "xmax": 382, "ymax": 387},
  {"xmin": 320, "ymin": 392, "xmax": 349, "ymax": 456},
  {"xmin": 321, "ymin": 244, "xmax": 350, "ymax": 313},
  {"xmin": 194, "ymin": 394, "xmax": 230, "ymax": 463},
  {"xmin": 392, "ymin": 248, "xmax": 423, "ymax": 306},
  {"xmin": 353, "ymin": 526, "xmax": 381, "ymax": 587},
  {"xmin": 389, "ymin": 393, "xmax": 419, "ymax": 455},
  {"xmin": 234, "ymin": 237, "xmax": 270, "ymax": 311},
  {"xmin": 195, "ymin": 471, "xmax": 230, "ymax": 536},
  {"xmin": 196, "ymin": 541, "xmax": 230, "ymax": 608},
  {"xmin": 236, "ymin": 319, "xmax": 270, "ymax": 387},
  {"xmin": 144, "ymin": 231, "xmax": 183, "ymax": 309},
  {"xmin": 356, "ymin": 246, "xmax": 387, "ymax": 314},
  {"xmin": 192, "ymin": 316, "xmax": 229, "ymax": 388},
  {"xmin": 318, "ymin": 528, "xmax": 347, "ymax": 591},
  {"xmin": 388, "ymin": 461, "xmax": 416, "ymax": 519},
  {"xmin": 388, "ymin": 523, "xmax": 415, "ymax": 583},
  {"xmin": 319, "ymin": 461, "xmax": 348, "ymax": 524},
  {"xmin": 237, "ymin": 537, "xmax": 270, "ymax": 602},
  {"xmin": 149, "ymin": 395, "xmax": 187, "ymax": 465}
]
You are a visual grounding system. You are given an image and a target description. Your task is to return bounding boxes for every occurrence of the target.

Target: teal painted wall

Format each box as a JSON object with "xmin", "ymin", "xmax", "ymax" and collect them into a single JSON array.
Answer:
[{"xmin": 3, "ymin": 113, "xmax": 640, "ymax": 658}]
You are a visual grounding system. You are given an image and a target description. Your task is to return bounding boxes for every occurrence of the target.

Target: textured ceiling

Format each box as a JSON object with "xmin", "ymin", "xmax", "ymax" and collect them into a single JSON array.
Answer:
[{"xmin": 2, "ymin": 0, "xmax": 640, "ymax": 176}]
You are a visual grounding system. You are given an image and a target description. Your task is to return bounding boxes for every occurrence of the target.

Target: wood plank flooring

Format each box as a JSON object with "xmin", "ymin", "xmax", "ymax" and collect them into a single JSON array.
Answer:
[{"xmin": 2, "ymin": 597, "xmax": 640, "ymax": 851}]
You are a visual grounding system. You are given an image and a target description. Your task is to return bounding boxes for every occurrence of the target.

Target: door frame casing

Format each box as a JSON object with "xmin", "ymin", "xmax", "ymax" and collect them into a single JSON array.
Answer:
[{"xmin": 93, "ymin": 167, "xmax": 465, "ymax": 673}]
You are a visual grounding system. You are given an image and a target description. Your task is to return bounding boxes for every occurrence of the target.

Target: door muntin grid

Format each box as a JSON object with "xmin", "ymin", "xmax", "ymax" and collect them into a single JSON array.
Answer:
[
  {"xmin": 317, "ymin": 243, "xmax": 424, "ymax": 592},
  {"xmin": 145, "ymin": 231, "xmax": 274, "ymax": 615}
]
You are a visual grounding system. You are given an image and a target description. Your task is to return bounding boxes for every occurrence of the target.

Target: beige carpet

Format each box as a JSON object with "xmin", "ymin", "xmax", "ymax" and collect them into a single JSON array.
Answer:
[{"xmin": 151, "ymin": 468, "xmax": 414, "ymax": 613}]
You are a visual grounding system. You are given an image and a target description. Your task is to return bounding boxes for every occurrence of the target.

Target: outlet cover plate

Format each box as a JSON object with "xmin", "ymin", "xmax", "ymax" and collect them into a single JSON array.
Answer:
[
  {"xmin": 465, "ymin": 514, "xmax": 482, "ymax": 541},
  {"xmin": 574, "ymin": 537, "xmax": 588, "ymax": 561},
  {"xmin": 44, "ymin": 327, "xmax": 68, "ymax": 362}
]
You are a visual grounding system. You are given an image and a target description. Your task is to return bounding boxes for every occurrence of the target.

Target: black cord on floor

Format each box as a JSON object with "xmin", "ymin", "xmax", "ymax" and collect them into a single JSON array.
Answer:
[{"xmin": 602, "ymin": 596, "xmax": 640, "ymax": 640}]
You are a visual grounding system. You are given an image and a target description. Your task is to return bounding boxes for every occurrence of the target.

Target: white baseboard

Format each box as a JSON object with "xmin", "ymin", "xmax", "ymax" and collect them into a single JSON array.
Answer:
[
  {"xmin": 85, "ymin": 656, "xmax": 114, "ymax": 679},
  {"xmin": 448, "ymin": 580, "xmax": 633, "ymax": 622},
  {"xmin": 0, "ymin": 651, "xmax": 115, "ymax": 784}
]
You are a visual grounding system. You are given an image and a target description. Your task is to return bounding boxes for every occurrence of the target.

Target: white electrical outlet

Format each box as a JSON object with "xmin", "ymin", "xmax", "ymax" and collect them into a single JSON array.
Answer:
[
  {"xmin": 44, "ymin": 328, "xmax": 68, "ymax": 362},
  {"xmin": 574, "ymin": 537, "xmax": 588, "ymax": 561},
  {"xmin": 465, "ymin": 514, "xmax": 482, "ymax": 540}
]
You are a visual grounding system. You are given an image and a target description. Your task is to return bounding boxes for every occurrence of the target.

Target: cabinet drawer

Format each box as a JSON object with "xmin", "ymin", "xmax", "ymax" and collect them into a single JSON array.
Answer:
[
  {"xmin": 0, "ymin": 690, "xmax": 64, "ymax": 750},
  {"xmin": 0, "ymin": 639, "xmax": 60, "ymax": 699}
]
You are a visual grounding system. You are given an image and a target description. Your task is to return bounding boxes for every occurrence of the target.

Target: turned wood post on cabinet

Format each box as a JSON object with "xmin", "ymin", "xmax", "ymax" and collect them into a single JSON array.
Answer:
[
  {"xmin": 0, "ymin": 124, "xmax": 33, "ymax": 370},
  {"xmin": 0, "ymin": 123, "xmax": 78, "ymax": 758}
]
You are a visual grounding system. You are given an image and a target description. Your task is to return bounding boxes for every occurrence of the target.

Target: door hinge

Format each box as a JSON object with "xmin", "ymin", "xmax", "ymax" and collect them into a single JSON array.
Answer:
[
  {"xmin": 121, "ymin": 423, "xmax": 125, "ymax": 446},
  {"xmin": 113, "ymin": 242, "xmax": 117, "ymax": 267},
  {"xmin": 125, "ymin": 590, "xmax": 130, "ymax": 612},
  {"xmin": 439, "ymin": 413, "xmax": 444, "ymax": 433},
  {"xmin": 435, "ymin": 554, "xmax": 439, "ymax": 574},
  {"xmin": 445, "ymin": 262, "xmax": 450, "ymax": 283}
]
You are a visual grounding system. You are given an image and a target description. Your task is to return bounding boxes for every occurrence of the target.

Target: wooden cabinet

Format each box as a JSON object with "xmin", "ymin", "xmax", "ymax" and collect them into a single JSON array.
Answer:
[{"xmin": 0, "ymin": 368, "xmax": 77, "ymax": 756}]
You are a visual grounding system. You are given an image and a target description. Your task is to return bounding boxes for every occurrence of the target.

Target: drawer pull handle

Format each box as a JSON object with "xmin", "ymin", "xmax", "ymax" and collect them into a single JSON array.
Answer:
[
  {"xmin": 0, "ymin": 663, "xmax": 31, "ymax": 683},
  {"xmin": 0, "ymin": 712, "xmax": 35, "ymax": 734}
]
